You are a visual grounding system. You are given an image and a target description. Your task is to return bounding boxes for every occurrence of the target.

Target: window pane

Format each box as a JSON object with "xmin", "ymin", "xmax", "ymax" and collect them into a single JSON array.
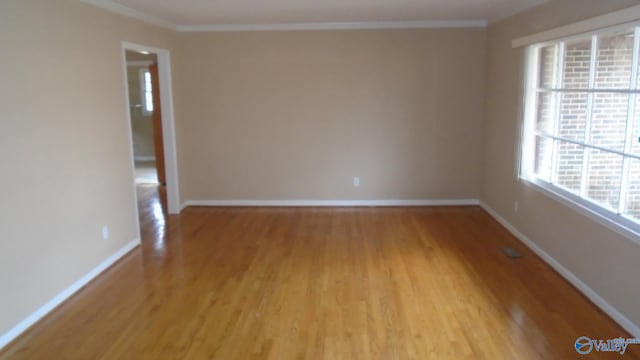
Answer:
[
  {"xmin": 585, "ymin": 148, "xmax": 623, "ymax": 211},
  {"xmin": 630, "ymin": 95, "xmax": 640, "ymax": 156},
  {"xmin": 595, "ymin": 31, "xmax": 634, "ymax": 89},
  {"xmin": 536, "ymin": 91, "xmax": 554, "ymax": 133},
  {"xmin": 555, "ymin": 141, "xmax": 584, "ymax": 193},
  {"xmin": 562, "ymin": 39, "xmax": 592, "ymax": 89},
  {"xmin": 145, "ymin": 92, "xmax": 154, "ymax": 112},
  {"xmin": 589, "ymin": 92, "xmax": 629, "ymax": 152},
  {"xmin": 558, "ymin": 92, "xmax": 587, "ymax": 141},
  {"xmin": 534, "ymin": 136, "xmax": 553, "ymax": 181},
  {"xmin": 538, "ymin": 45, "xmax": 557, "ymax": 89},
  {"xmin": 623, "ymin": 158, "xmax": 640, "ymax": 221},
  {"xmin": 524, "ymin": 28, "xmax": 640, "ymax": 231}
]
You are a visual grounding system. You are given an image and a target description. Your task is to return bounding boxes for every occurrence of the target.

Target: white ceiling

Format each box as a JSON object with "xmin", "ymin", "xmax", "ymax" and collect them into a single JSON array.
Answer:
[{"xmin": 105, "ymin": 0, "xmax": 548, "ymax": 28}]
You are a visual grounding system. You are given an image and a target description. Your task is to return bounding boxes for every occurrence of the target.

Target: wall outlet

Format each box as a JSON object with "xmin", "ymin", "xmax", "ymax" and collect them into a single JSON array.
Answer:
[
  {"xmin": 353, "ymin": 177, "xmax": 360, "ymax": 187},
  {"xmin": 514, "ymin": 200, "xmax": 519, "ymax": 213},
  {"xmin": 102, "ymin": 226, "xmax": 109, "ymax": 240}
]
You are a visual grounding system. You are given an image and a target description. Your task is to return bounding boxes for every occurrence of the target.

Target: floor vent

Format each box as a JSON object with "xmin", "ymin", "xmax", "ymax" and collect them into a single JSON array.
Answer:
[{"xmin": 502, "ymin": 247, "xmax": 523, "ymax": 259}]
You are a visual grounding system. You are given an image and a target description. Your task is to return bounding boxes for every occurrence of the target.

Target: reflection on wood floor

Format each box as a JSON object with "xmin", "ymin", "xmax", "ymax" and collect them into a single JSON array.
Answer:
[{"xmin": 1, "ymin": 187, "xmax": 638, "ymax": 359}]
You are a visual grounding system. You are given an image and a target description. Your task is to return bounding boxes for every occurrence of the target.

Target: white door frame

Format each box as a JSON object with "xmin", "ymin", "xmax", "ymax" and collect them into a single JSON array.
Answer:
[{"xmin": 121, "ymin": 41, "xmax": 181, "ymax": 214}]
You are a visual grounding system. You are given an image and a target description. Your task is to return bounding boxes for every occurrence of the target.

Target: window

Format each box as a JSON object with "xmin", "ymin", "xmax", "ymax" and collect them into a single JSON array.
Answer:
[
  {"xmin": 521, "ymin": 24, "xmax": 640, "ymax": 233},
  {"xmin": 139, "ymin": 68, "xmax": 154, "ymax": 115}
]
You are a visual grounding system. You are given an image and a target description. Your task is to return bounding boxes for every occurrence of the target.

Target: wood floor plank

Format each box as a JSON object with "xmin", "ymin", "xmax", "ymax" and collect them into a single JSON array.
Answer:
[{"xmin": 1, "ymin": 185, "xmax": 638, "ymax": 359}]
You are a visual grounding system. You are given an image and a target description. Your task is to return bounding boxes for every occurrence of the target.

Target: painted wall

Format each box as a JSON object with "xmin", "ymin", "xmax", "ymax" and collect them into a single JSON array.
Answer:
[
  {"xmin": 0, "ymin": 0, "xmax": 175, "ymax": 337},
  {"xmin": 482, "ymin": 0, "xmax": 640, "ymax": 329},
  {"xmin": 5, "ymin": 0, "xmax": 640, "ymax": 347},
  {"xmin": 126, "ymin": 63, "xmax": 156, "ymax": 160},
  {"xmin": 174, "ymin": 29, "xmax": 487, "ymax": 202}
]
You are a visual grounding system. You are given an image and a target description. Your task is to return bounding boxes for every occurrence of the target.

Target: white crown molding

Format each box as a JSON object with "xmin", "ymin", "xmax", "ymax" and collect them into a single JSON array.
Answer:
[
  {"xmin": 0, "ymin": 239, "xmax": 140, "ymax": 350},
  {"xmin": 80, "ymin": 0, "xmax": 487, "ymax": 32},
  {"xmin": 512, "ymin": 4, "xmax": 640, "ymax": 47},
  {"xmin": 176, "ymin": 20, "xmax": 486, "ymax": 32},
  {"xmin": 181, "ymin": 199, "xmax": 480, "ymax": 210},
  {"xmin": 80, "ymin": 0, "xmax": 176, "ymax": 30},
  {"xmin": 479, "ymin": 202, "xmax": 640, "ymax": 338}
]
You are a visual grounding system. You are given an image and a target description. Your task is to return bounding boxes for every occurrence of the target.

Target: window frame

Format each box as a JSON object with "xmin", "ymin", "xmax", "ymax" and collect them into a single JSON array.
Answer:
[
  {"xmin": 519, "ymin": 22, "xmax": 640, "ymax": 241},
  {"xmin": 139, "ymin": 68, "xmax": 154, "ymax": 116}
]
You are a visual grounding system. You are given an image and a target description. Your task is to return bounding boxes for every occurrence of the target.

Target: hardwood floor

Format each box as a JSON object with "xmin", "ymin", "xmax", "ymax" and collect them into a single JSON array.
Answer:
[{"xmin": 1, "ymin": 186, "xmax": 638, "ymax": 359}]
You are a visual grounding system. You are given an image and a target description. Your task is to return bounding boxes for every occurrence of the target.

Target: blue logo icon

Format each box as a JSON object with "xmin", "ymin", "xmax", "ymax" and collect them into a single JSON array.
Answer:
[{"xmin": 575, "ymin": 336, "xmax": 593, "ymax": 355}]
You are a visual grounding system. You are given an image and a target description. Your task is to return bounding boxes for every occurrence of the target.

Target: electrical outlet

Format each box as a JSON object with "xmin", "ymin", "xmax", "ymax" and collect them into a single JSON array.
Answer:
[
  {"xmin": 353, "ymin": 177, "xmax": 360, "ymax": 187},
  {"xmin": 102, "ymin": 226, "xmax": 109, "ymax": 240},
  {"xmin": 514, "ymin": 201, "xmax": 519, "ymax": 213}
]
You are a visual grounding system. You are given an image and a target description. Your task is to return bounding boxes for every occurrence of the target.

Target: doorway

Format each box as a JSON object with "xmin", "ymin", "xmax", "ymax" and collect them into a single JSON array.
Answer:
[
  {"xmin": 126, "ymin": 51, "xmax": 164, "ymax": 185},
  {"xmin": 125, "ymin": 50, "xmax": 168, "ymax": 229},
  {"xmin": 121, "ymin": 42, "xmax": 180, "ymax": 222}
]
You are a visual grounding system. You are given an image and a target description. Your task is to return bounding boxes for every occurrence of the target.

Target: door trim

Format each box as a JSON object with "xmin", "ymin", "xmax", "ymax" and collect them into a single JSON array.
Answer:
[{"xmin": 121, "ymin": 42, "xmax": 181, "ymax": 214}]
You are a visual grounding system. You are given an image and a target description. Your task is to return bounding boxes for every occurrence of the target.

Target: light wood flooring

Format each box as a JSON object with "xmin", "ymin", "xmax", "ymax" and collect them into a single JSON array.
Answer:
[{"xmin": 1, "ymin": 185, "xmax": 638, "ymax": 359}]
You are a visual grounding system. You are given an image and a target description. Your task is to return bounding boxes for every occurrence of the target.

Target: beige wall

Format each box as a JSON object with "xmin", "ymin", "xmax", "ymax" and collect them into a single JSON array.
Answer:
[
  {"xmin": 0, "ymin": 0, "xmax": 175, "ymax": 336},
  {"xmin": 6, "ymin": 0, "xmax": 639, "ymax": 346},
  {"xmin": 126, "ymin": 63, "xmax": 156, "ymax": 159},
  {"xmin": 482, "ymin": 0, "xmax": 640, "ymax": 328},
  {"xmin": 174, "ymin": 29, "xmax": 486, "ymax": 202}
]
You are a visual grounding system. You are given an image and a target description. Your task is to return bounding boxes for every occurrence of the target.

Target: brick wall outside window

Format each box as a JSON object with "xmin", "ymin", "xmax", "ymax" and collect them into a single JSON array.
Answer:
[{"xmin": 535, "ymin": 32, "xmax": 640, "ymax": 219}]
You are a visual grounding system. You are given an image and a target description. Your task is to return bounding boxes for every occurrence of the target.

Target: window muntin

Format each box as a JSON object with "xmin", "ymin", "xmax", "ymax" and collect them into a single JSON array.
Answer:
[{"xmin": 522, "ymin": 25, "xmax": 640, "ymax": 230}]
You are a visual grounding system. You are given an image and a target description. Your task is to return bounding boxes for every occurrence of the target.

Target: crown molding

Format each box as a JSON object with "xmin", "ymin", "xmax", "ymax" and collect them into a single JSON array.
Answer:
[
  {"xmin": 176, "ymin": 20, "xmax": 486, "ymax": 32},
  {"xmin": 80, "ymin": 0, "xmax": 487, "ymax": 32},
  {"xmin": 512, "ymin": 4, "xmax": 640, "ymax": 47},
  {"xmin": 80, "ymin": 0, "xmax": 176, "ymax": 30}
]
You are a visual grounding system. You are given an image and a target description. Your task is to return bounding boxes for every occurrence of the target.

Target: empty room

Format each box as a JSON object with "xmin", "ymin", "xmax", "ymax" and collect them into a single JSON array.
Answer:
[{"xmin": 2, "ymin": 0, "xmax": 640, "ymax": 358}]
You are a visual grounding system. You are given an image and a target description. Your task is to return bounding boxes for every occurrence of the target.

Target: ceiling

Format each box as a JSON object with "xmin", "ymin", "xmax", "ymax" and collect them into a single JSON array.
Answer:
[{"xmin": 104, "ymin": 0, "xmax": 548, "ymax": 29}]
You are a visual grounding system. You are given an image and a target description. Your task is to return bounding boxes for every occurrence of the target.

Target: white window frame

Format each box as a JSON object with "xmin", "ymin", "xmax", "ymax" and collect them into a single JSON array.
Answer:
[
  {"xmin": 139, "ymin": 68, "xmax": 154, "ymax": 116},
  {"xmin": 520, "ymin": 21, "xmax": 640, "ymax": 241}
]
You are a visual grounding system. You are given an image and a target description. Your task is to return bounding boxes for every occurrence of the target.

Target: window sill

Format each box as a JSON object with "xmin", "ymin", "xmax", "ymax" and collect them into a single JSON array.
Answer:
[{"xmin": 519, "ymin": 176, "xmax": 640, "ymax": 246}]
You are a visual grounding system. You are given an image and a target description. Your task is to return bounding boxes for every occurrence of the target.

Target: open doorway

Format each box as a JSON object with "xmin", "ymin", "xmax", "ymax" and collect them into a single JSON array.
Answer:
[
  {"xmin": 121, "ymin": 42, "xmax": 180, "ymax": 225},
  {"xmin": 125, "ymin": 50, "xmax": 167, "ymax": 213},
  {"xmin": 126, "ymin": 51, "xmax": 165, "ymax": 186}
]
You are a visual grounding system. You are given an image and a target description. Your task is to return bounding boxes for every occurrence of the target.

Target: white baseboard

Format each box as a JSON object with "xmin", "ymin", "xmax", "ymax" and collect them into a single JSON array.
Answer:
[
  {"xmin": 181, "ymin": 199, "xmax": 480, "ymax": 209},
  {"xmin": 479, "ymin": 202, "xmax": 640, "ymax": 338},
  {"xmin": 134, "ymin": 156, "xmax": 155, "ymax": 162},
  {"xmin": 0, "ymin": 239, "xmax": 140, "ymax": 350}
]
